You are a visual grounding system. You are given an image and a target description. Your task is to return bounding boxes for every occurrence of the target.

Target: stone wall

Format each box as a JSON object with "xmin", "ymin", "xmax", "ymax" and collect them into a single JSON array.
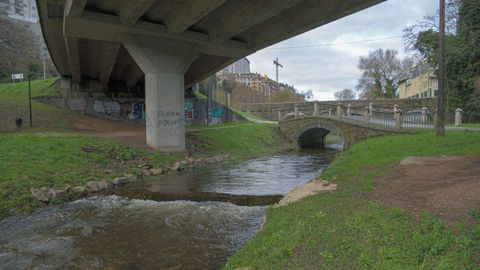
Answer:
[
  {"xmin": 239, "ymin": 98, "xmax": 438, "ymax": 121},
  {"xmin": 279, "ymin": 116, "xmax": 408, "ymax": 149}
]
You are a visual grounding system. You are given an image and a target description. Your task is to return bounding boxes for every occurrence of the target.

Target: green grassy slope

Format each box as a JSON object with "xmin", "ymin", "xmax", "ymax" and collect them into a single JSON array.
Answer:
[
  {"xmin": 0, "ymin": 78, "xmax": 71, "ymax": 132},
  {"xmin": 225, "ymin": 131, "xmax": 480, "ymax": 270}
]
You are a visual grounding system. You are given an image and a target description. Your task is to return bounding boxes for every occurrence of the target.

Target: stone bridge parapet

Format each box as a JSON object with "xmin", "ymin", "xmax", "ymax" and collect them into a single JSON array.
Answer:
[{"xmin": 239, "ymin": 98, "xmax": 437, "ymax": 121}]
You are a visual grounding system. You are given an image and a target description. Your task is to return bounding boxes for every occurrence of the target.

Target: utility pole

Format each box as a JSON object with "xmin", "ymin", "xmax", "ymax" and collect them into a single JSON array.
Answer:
[
  {"xmin": 207, "ymin": 75, "xmax": 214, "ymax": 127},
  {"xmin": 436, "ymin": 0, "xmax": 446, "ymax": 137},
  {"xmin": 273, "ymin": 58, "xmax": 283, "ymax": 82},
  {"xmin": 28, "ymin": 75, "xmax": 33, "ymax": 127},
  {"xmin": 43, "ymin": 56, "xmax": 46, "ymax": 80}
]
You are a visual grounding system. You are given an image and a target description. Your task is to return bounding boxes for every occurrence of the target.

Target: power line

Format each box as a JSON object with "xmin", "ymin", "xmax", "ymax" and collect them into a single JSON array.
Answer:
[{"xmin": 265, "ymin": 36, "xmax": 402, "ymax": 50}]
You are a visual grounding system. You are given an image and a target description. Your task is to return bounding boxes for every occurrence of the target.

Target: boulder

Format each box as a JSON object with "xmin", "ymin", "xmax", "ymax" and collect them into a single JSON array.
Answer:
[
  {"xmin": 150, "ymin": 168, "xmax": 164, "ymax": 176},
  {"xmin": 170, "ymin": 161, "xmax": 184, "ymax": 171},
  {"xmin": 142, "ymin": 170, "xmax": 152, "ymax": 177},
  {"xmin": 47, "ymin": 189, "xmax": 67, "ymax": 202},
  {"xmin": 124, "ymin": 174, "xmax": 137, "ymax": 182},
  {"xmin": 30, "ymin": 187, "xmax": 49, "ymax": 203},
  {"xmin": 112, "ymin": 174, "xmax": 137, "ymax": 187},
  {"xmin": 85, "ymin": 181, "xmax": 100, "ymax": 193},
  {"xmin": 97, "ymin": 180, "xmax": 110, "ymax": 191},
  {"xmin": 71, "ymin": 186, "xmax": 87, "ymax": 195}
]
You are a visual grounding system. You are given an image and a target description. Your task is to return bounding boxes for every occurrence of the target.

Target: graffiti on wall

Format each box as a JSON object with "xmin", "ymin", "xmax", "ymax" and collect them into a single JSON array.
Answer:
[
  {"xmin": 185, "ymin": 102, "xmax": 194, "ymax": 121},
  {"xmin": 158, "ymin": 110, "xmax": 184, "ymax": 127},
  {"xmin": 212, "ymin": 107, "xmax": 224, "ymax": 118},
  {"xmin": 93, "ymin": 100, "xmax": 145, "ymax": 120}
]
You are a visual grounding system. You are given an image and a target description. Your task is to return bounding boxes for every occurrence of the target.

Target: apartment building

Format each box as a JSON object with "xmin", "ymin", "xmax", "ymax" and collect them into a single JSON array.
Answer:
[{"xmin": 398, "ymin": 62, "xmax": 438, "ymax": 99}]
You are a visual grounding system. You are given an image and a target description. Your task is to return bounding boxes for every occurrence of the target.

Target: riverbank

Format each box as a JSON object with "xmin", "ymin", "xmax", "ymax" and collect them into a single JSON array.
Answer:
[
  {"xmin": 225, "ymin": 131, "xmax": 480, "ymax": 269},
  {"xmin": 0, "ymin": 122, "xmax": 289, "ymax": 219},
  {"xmin": 0, "ymin": 79, "xmax": 291, "ymax": 219}
]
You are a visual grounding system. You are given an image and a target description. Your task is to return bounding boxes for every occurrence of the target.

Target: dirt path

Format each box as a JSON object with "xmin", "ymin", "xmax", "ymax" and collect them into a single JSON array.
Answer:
[{"xmin": 369, "ymin": 154, "xmax": 480, "ymax": 225}]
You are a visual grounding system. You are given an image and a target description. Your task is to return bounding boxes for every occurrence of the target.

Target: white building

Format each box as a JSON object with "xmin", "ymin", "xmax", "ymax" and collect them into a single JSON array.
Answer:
[{"xmin": 219, "ymin": 58, "xmax": 251, "ymax": 74}]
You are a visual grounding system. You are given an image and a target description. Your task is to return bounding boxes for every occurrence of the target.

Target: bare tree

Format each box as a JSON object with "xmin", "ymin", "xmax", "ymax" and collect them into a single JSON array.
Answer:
[
  {"xmin": 402, "ymin": 0, "xmax": 461, "ymax": 61},
  {"xmin": 0, "ymin": 17, "xmax": 47, "ymax": 79},
  {"xmin": 356, "ymin": 49, "xmax": 413, "ymax": 99},
  {"xmin": 334, "ymin": 88, "xmax": 355, "ymax": 100},
  {"xmin": 300, "ymin": 89, "xmax": 314, "ymax": 101}
]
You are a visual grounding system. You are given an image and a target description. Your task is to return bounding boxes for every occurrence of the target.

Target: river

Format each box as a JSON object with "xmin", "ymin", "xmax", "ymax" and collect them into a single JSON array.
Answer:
[{"xmin": 0, "ymin": 148, "xmax": 338, "ymax": 270}]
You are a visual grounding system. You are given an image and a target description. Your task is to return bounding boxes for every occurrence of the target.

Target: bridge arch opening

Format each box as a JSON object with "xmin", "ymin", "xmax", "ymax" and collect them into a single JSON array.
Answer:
[
  {"xmin": 297, "ymin": 127, "xmax": 330, "ymax": 148},
  {"xmin": 295, "ymin": 124, "xmax": 346, "ymax": 149}
]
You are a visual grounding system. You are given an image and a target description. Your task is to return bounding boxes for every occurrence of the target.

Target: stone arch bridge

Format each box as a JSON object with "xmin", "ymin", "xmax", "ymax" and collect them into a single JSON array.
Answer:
[{"xmin": 279, "ymin": 116, "xmax": 408, "ymax": 150}]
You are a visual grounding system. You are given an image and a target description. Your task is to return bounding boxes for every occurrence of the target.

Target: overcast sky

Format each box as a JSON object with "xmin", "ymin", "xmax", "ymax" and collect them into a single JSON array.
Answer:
[{"xmin": 246, "ymin": 0, "xmax": 438, "ymax": 101}]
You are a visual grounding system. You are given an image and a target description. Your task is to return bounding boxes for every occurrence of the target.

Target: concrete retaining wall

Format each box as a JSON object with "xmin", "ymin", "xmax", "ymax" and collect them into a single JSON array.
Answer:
[{"xmin": 36, "ymin": 96, "xmax": 246, "ymax": 126}]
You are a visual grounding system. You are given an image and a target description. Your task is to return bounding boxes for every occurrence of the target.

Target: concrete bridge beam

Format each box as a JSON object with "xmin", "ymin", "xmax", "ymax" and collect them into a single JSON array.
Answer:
[{"xmin": 122, "ymin": 35, "xmax": 199, "ymax": 151}]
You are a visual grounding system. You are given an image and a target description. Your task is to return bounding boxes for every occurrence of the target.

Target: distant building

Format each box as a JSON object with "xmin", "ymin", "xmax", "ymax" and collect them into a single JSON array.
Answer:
[
  {"xmin": 219, "ymin": 58, "xmax": 251, "ymax": 74},
  {"xmin": 1, "ymin": 0, "xmax": 39, "ymax": 22},
  {"xmin": 398, "ymin": 62, "xmax": 438, "ymax": 99},
  {"xmin": 217, "ymin": 58, "xmax": 301, "ymax": 101}
]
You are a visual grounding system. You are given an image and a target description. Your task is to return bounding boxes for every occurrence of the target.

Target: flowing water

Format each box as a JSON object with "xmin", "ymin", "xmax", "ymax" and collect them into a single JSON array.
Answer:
[{"xmin": 0, "ymin": 148, "xmax": 337, "ymax": 270}]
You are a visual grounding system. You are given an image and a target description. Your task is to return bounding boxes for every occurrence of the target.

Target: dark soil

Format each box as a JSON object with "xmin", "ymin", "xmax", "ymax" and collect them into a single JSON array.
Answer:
[{"xmin": 368, "ymin": 154, "xmax": 480, "ymax": 225}]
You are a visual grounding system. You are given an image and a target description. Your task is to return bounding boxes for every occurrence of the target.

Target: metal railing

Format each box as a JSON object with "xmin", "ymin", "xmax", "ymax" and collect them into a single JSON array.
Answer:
[
  {"xmin": 462, "ymin": 112, "xmax": 480, "ymax": 125},
  {"xmin": 401, "ymin": 111, "xmax": 435, "ymax": 129}
]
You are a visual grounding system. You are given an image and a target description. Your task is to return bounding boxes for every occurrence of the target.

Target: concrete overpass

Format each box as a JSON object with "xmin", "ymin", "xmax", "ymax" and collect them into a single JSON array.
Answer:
[{"xmin": 37, "ymin": 0, "xmax": 384, "ymax": 151}]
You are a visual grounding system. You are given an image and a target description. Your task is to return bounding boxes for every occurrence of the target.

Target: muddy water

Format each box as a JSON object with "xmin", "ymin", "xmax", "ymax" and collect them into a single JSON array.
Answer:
[{"xmin": 0, "ymin": 148, "xmax": 337, "ymax": 269}]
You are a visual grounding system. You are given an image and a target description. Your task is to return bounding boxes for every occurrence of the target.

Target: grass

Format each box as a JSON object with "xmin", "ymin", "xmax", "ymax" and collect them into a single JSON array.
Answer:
[
  {"xmin": 231, "ymin": 107, "xmax": 271, "ymax": 122},
  {"xmin": 195, "ymin": 91, "xmax": 208, "ymax": 100},
  {"xmin": 447, "ymin": 123, "xmax": 480, "ymax": 128},
  {"xmin": 224, "ymin": 131, "xmax": 480, "ymax": 270},
  {"xmin": 0, "ymin": 78, "xmax": 72, "ymax": 132},
  {"xmin": 188, "ymin": 122, "xmax": 288, "ymax": 159}
]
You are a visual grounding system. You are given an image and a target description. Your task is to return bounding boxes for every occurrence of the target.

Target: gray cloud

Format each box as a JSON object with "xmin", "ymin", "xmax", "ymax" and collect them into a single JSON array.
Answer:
[{"xmin": 246, "ymin": 0, "xmax": 437, "ymax": 100}]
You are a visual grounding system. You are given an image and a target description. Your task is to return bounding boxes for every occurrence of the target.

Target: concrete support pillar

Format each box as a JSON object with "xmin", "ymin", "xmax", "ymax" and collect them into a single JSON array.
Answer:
[
  {"xmin": 294, "ymin": 105, "xmax": 299, "ymax": 119},
  {"xmin": 347, "ymin": 104, "xmax": 352, "ymax": 118},
  {"xmin": 421, "ymin": 107, "xmax": 428, "ymax": 124},
  {"xmin": 328, "ymin": 108, "xmax": 332, "ymax": 117},
  {"xmin": 122, "ymin": 35, "xmax": 198, "ymax": 151},
  {"xmin": 455, "ymin": 108, "xmax": 463, "ymax": 126},
  {"xmin": 363, "ymin": 106, "xmax": 370, "ymax": 125},
  {"xmin": 314, "ymin": 102, "xmax": 319, "ymax": 117},
  {"xmin": 369, "ymin": 102, "xmax": 373, "ymax": 116},
  {"xmin": 336, "ymin": 103, "xmax": 342, "ymax": 119},
  {"xmin": 144, "ymin": 72, "xmax": 185, "ymax": 150},
  {"xmin": 395, "ymin": 109, "xmax": 403, "ymax": 129}
]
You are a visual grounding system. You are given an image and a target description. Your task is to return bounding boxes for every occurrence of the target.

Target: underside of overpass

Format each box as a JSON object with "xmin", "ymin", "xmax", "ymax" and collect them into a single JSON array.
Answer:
[{"xmin": 37, "ymin": 0, "xmax": 384, "ymax": 151}]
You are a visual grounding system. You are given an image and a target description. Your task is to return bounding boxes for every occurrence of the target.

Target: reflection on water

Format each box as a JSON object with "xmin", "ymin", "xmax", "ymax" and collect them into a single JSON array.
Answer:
[
  {"xmin": 198, "ymin": 148, "xmax": 338, "ymax": 195},
  {"xmin": 141, "ymin": 148, "xmax": 338, "ymax": 198},
  {"xmin": 0, "ymin": 148, "xmax": 337, "ymax": 269}
]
